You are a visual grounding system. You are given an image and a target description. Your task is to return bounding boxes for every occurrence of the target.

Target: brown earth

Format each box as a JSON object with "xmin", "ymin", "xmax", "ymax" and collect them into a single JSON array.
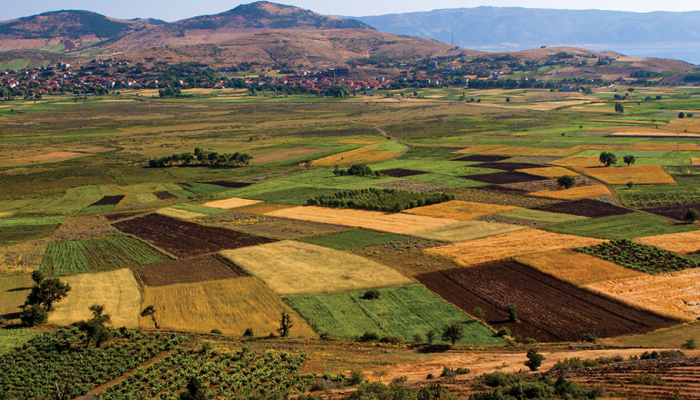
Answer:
[
  {"xmin": 500, "ymin": 176, "xmax": 596, "ymax": 193},
  {"xmin": 378, "ymin": 168, "xmax": 427, "ymax": 178},
  {"xmin": 451, "ymin": 155, "xmax": 510, "ymax": 162},
  {"xmin": 533, "ymin": 199, "xmax": 633, "ymax": 218},
  {"xmin": 154, "ymin": 191, "xmax": 178, "ymax": 200},
  {"xmin": 113, "ymin": 214, "xmax": 275, "ymax": 258},
  {"xmin": 416, "ymin": 260, "xmax": 678, "ymax": 342},
  {"xmin": 450, "ymin": 187, "xmax": 559, "ymax": 208},
  {"xmin": 472, "ymin": 162, "xmax": 543, "ymax": 171},
  {"xmin": 89, "ymin": 195, "xmax": 125, "ymax": 207},
  {"xmin": 465, "ymin": 172, "xmax": 549, "ymax": 184},
  {"xmin": 133, "ymin": 254, "xmax": 247, "ymax": 286},
  {"xmin": 642, "ymin": 202, "xmax": 700, "ymax": 221}
]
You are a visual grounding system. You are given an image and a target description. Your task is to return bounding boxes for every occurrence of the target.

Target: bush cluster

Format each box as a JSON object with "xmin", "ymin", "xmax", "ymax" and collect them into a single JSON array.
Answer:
[
  {"xmin": 472, "ymin": 373, "xmax": 601, "ymax": 400},
  {"xmin": 551, "ymin": 355, "xmax": 624, "ymax": 371},
  {"xmin": 333, "ymin": 164, "xmax": 382, "ymax": 178},
  {"xmin": 307, "ymin": 188, "xmax": 455, "ymax": 212},
  {"xmin": 576, "ymin": 239, "xmax": 697, "ymax": 274}
]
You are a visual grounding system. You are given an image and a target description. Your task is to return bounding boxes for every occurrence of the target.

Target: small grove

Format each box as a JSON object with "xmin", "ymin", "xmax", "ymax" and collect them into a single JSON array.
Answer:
[
  {"xmin": 575, "ymin": 239, "xmax": 697, "ymax": 274},
  {"xmin": 148, "ymin": 147, "xmax": 253, "ymax": 168},
  {"xmin": 307, "ymin": 188, "xmax": 455, "ymax": 212}
]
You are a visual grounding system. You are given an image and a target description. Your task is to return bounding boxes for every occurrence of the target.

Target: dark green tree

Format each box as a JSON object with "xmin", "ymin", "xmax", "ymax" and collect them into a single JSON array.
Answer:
[
  {"xmin": 505, "ymin": 304, "xmax": 519, "ymax": 323},
  {"xmin": 278, "ymin": 312, "xmax": 293, "ymax": 337},
  {"xmin": 25, "ymin": 278, "xmax": 71, "ymax": 311},
  {"xmin": 525, "ymin": 348, "xmax": 545, "ymax": 371},
  {"xmin": 557, "ymin": 175, "xmax": 575, "ymax": 189},
  {"xmin": 623, "ymin": 155, "xmax": 636, "ymax": 166},
  {"xmin": 679, "ymin": 112, "xmax": 686, "ymax": 119},
  {"xmin": 615, "ymin": 103, "xmax": 624, "ymax": 113},
  {"xmin": 30, "ymin": 270, "xmax": 45, "ymax": 285},
  {"xmin": 599, "ymin": 152, "xmax": 617, "ymax": 167},
  {"xmin": 77, "ymin": 304, "xmax": 112, "ymax": 348},
  {"xmin": 685, "ymin": 209, "xmax": 699, "ymax": 223},
  {"xmin": 441, "ymin": 322, "xmax": 464, "ymax": 345},
  {"xmin": 20, "ymin": 304, "xmax": 48, "ymax": 326},
  {"xmin": 141, "ymin": 305, "xmax": 159, "ymax": 329}
]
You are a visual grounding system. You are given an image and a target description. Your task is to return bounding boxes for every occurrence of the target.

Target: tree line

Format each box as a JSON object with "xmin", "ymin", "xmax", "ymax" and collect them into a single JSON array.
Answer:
[{"xmin": 148, "ymin": 147, "xmax": 253, "ymax": 168}]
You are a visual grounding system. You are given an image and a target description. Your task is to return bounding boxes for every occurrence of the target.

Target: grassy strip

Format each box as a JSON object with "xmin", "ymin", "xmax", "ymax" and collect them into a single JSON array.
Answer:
[
  {"xmin": 543, "ymin": 212, "xmax": 697, "ymax": 240},
  {"xmin": 299, "ymin": 229, "xmax": 406, "ymax": 250}
]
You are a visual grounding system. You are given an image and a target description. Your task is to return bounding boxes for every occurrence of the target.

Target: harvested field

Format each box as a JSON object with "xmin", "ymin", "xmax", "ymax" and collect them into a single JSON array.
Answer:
[
  {"xmin": 220, "ymin": 241, "xmax": 413, "ymax": 295},
  {"xmin": 153, "ymin": 191, "xmax": 177, "ymax": 200},
  {"xmin": 635, "ymin": 230, "xmax": 700, "ymax": 255},
  {"xmin": 140, "ymin": 277, "xmax": 317, "ymax": 337},
  {"xmin": 199, "ymin": 181, "xmax": 253, "ymax": 189},
  {"xmin": 501, "ymin": 176, "xmax": 596, "ymax": 193},
  {"xmin": 643, "ymin": 202, "xmax": 700, "ymax": 221},
  {"xmin": 410, "ymin": 220, "xmax": 525, "ymax": 243},
  {"xmin": 0, "ymin": 274, "xmax": 32, "ymax": 322},
  {"xmin": 693, "ymin": 158, "xmax": 700, "ymax": 166},
  {"xmin": 518, "ymin": 166, "xmax": 580, "ymax": 178},
  {"xmin": 103, "ymin": 212, "xmax": 143, "ymax": 222},
  {"xmin": 285, "ymin": 285, "xmax": 504, "ymax": 345},
  {"xmin": 89, "ymin": 195, "xmax": 125, "ymax": 207},
  {"xmin": 427, "ymin": 229, "xmax": 605, "ymax": 266},
  {"xmin": 551, "ymin": 156, "xmax": 601, "ymax": 168},
  {"xmin": 201, "ymin": 197, "xmax": 262, "ymax": 210},
  {"xmin": 586, "ymin": 268, "xmax": 700, "ymax": 321},
  {"xmin": 216, "ymin": 216, "xmax": 350, "ymax": 240},
  {"xmin": 49, "ymin": 269, "xmax": 141, "ymax": 328},
  {"xmin": 299, "ymin": 229, "xmax": 405, "ymax": 250},
  {"xmin": 454, "ymin": 145, "xmax": 577, "ymax": 157},
  {"xmin": 495, "ymin": 209, "xmax": 588, "ymax": 224},
  {"xmin": 376, "ymin": 180, "xmax": 450, "ymax": 192},
  {"xmin": 313, "ymin": 146, "xmax": 402, "ymax": 166},
  {"xmin": 155, "ymin": 207, "xmax": 206, "ymax": 220},
  {"xmin": 451, "ymin": 187, "xmax": 560, "ymax": 208},
  {"xmin": 580, "ymin": 166, "xmax": 676, "ymax": 185},
  {"xmin": 113, "ymin": 214, "xmax": 276, "ymax": 258},
  {"xmin": 465, "ymin": 172, "xmax": 548, "ymax": 184},
  {"xmin": 450, "ymin": 155, "xmax": 509, "ymax": 162},
  {"xmin": 416, "ymin": 260, "xmax": 678, "ymax": 342},
  {"xmin": 133, "ymin": 254, "xmax": 247, "ymax": 286},
  {"xmin": 350, "ymin": 237, "xmax": 461, "ymax": 276},
  {"xmin": 514, "ymin": 249, "xmax": 645, "ymax": 286},
  {"xmin": 266, "ymin": 206, "xmax": 458, "ymax": 235},
  {"xmin": 377, "ymin": 168, "xmax": 427, "ymax": 178},
  {"xmin": 402, "ymin": 200, "xmax": 519, "ymax": 221},
  {"xmin": 234, "ymin": 202, "xmax": 295, "ymax": 215},
  {"xmin": 533, "ymin": 199, "xmax": 633, "ymax": 218},
  {"xmin": 529, "ymin": 185, "xmax": 612, "ymax": 200},
  {"xmin": 472, "ymin": 162, "xmax": 542, "ymax": 171}
]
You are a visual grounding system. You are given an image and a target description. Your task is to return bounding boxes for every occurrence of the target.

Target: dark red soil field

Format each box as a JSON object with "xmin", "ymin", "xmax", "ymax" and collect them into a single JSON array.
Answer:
[
  {"xmin": 451, "ymin": 155, "xmax": 510, "ymax": 162},
  {"xmin": 154, "ymin": 191, "xmax": 178, "ymax": 200},
  {"xmin": 90, "ymin": 195, "xmax": 125, "ymax": 206},
  {"xmin": 534, "ymin": 199, "xmax": 633, "ymax": 218},
  {"xmin": 642, "ymin": 202, "xmax": 700, "ymax": 221},
  {"xmin": 378, "ymin": 168, "xmax": 427, "ymax": 178},
  {"xmin": 113, "ymin": 214, "xmax": 275, "ymax": 258},
  {"xmin": 464, "ymin": 172, "xmax": 549, "ymax": 184},
  {"xmin": 133, "ymin": 254, "xmax": 247, "ymax": 286},
  {"xmin": 104, "ymin": 212, "xmax": 144, "ymax": 222},
  {"xmin": 472, "ymin": 162, "xmax": 542, "ymax": 171},
  {"xmin": 416, "ymin": 261, "xmax": 678, "ymax": 342},
  {"xmin": 201, "ymin": 181, "xmax": 254, "ymax": 188}
]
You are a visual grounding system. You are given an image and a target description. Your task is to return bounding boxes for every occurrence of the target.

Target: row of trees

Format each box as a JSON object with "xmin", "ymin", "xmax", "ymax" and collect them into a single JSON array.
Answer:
[
  {"xmin": 148, "ymin": 147, "xmax": 253, "ymax": 168},
  {"xmin": 599, "ymin": 152, "xmax": 636, "ymax": 167}
]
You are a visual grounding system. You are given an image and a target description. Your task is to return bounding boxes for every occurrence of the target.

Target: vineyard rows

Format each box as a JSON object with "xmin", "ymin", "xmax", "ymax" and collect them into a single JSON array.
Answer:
[{"xmin": 576, "ymin": 239, "xmax": 698, "ymax": 274}]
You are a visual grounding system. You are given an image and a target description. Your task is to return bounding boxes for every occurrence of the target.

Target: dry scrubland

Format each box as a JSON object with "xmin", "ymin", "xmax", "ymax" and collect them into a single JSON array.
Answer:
[
  {"xmin": 402, "ymin": 200, "xmax": 518, "ymax": 220},
  {"xmin": 428, "ymin": 229, "xmax": 606, "ymax": 266},
  {"xmin": 634, "ymin": 230, "xmax": 700, "ymax": 254},
  {"xmin": 48, "ymin": 269, "xmax": 141, "ymax": 328},
  {"xmin": 140, "ymin": 277, "xmax": 317, "ymax": 337},
  {"xmin": 529, "ymin": 185, "xmax": 612, "ymax": 200},
  {"xmin": 221, "ymin": 241, "xmax": 413, "ymax": 295}
]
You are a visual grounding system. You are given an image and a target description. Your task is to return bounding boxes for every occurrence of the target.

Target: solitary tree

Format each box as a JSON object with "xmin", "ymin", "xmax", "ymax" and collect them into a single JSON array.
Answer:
[
  {"xmin": 141, "ymin": 305, "xmax": 159, "ymax": 329},
  {"xmin": 557, "ymin": 175, "xmax": 575, "ymax": 189},
  {"xmin": 599, "ymin": 152, "xmax": 617, "ymax": 167},
  {"xmin": 25, "ymin": 278, "xmax": 71, "ymax": 311},
  {"xmin": 685, "ymin": 209, "xmax": 699, "ymax": 223},
  {"xmin": 278, "ymin": 312, "xmax": 293, "ymax": 337},
  {"xmin": 472, "ymin": 307, "xmax": 485, "ymax": 320},
  {"xmin": 77, "ymin": 305, "xmax": 112, "ymax": 348},
  {"xmin": 679, "ymin": 112, "xmax": 686, "ymax": 119},
  {"xmin": 623, "ymin": 155, "xmax": 636, "ymax": 166},
  {"xmin": 524, "ymin": 348, "xmax": 545, "ymax": 371},
  {"xmin": 441, "ymin": 322, "xmax": 464, "ymax": 345},
  {"xmin": 505, "ymin": 304, "xmax": 519, "ymax": 323},
  {"xmin": 20, "ymin": 304, "xmax": 48, "ymax": 326}
]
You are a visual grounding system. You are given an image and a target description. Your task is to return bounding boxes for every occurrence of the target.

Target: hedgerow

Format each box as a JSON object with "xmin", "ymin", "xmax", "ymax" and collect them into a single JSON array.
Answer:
[{"xmin": 307, "ymin": 187, "xmax": 454, "ymax": 212}]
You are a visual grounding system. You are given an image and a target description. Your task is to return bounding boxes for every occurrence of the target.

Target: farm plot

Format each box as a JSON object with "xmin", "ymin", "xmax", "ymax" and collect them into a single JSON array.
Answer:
[
  {"xmin": 634, "ymin": 230, "xmax": 700, "ymax": 255},
  {"xmin": 299, "ymin": 229, "xmax": 406, "ymax": 250},
  {"xmin": 89, "ymin": 195, "xmax": 125, "ymax": 207},
  {"xmin": 454, "ymin": 145, "xmax": 577, "ymax": 157},
  {"xmin": 451, "ymin": 155, "xmax": 509, "ymax": 162},
  {"xmin": 533, "ymin": 199, "xmax": 633, "ymax": 218},
  {"xmin": 170, "ymin": 203, "xmax": 230, "ymax": 216},
  {"xmin": 495, "ymin": 209, "xmax": 588, "ymax": 224},
  {"xmin": 466, "ymin": 172, "xmax": 548, "ymax": 184},
  {"xmin": 201, "ymin": 197, "xmax": 262, "ymax": 210},
  {"xmin": 416, "ymin": 261, "xmax": 678, "ymax": 342},
  {"xmin": 350, "ymin": 237, "xmax": 462, "ymax": 276},
  {"xmin": 284, "ymin": 285, "xmax": 504, "ymax": 345},
  {"xmin": 579, "ymin": 166, "xmax": 676, "ymax": 185},
  {"xmin": 642, "ymin": 202, "xmax": 700, "ymax": 221},
  {"xmin": 543, "ymin": 212, "xmax": 697, "ymax": 240},
  {"xmin": 153, "ymin": 191, "xmax": 177, "ymax": 200},
  {"xmin": 586, "ymin": 268, "xmax": 700, "ymax": 321},
  {"xmin": 49, "ymin": 269, "xmax": 142, "ymax": 328},
  {"xmin": 156, "ymin": 206, "xmax": 207, "ymax": 220},
  {"xmin": 0, "ymin": 274, "xmax": 33, "ymax": 322},
  {"xmin": 427, "ymin": 229, "xmax": 605, "ymax": 266},
  {"xmin": 140, "ymin": 277, "xmax": 317, "ymax": 337},
  {"xmin": 220, "ymin": 241, "xmax": 413, "ymax": 295},
  {"xmin": 410, "ymin": 220, "xmax": 525, "ymax": 243},
  {"xmin": 517, "ymin": 166, "xmax": 580, "ymax": 178},
  {"xmin": 103, "ymin": 212, "xmax": 143, "ymax": 222},
  {"xmin": 40, "ymin": 236, "xmax": 171, "ymax": 276},
  {"xmin": 529, "ymin": 185, "xmax": 612, "ymax": 200},
  {"xmin": 0, "ymin": 329, "xmax": 37, "ymax": 354},
  {"xmin": 551, "ymin": 156, "xmax": 602, "ymax": 168},
  {"xmin": 472, "ymin": 162, "xmax": 542, "ymax": 171},
  {"xmin": 266, "ymin": 206, "xmax": 459, "ymax": 235},
  {"xmin": 576, "ymin": 240, "xmax": 697, "ymax": 274},
  {"xmin": 475, "ymin": 185, "xmax": 527, "ymax": 194},
  {"xmin": 199, "ymin": 181, "xmax": 253, "ymax": 189},
  {"xmin": 514, "ymin": 249, "xmax": 646, "ymax": 286},
  {"xmin": 133, "ymin": 254, "xmax": 247, "ymax": 286},
  {"xmin": 213, "ymin": 215, "xmax": 350, "ymax": 240},
  {"xmin": 312, "ymin": 145, "xmax": 403, "ymax": 166},
  {"xmin": 0, "ymin": 216, "xmax": 64, "ymax": 246},
  {"xmin": 378, "ymin": 168, "xmax": 427, "ymax": 177},
  {"xmin": 376, "ymin": 180, "xmax": 450, "ymax": 192},
  {"xmin": 0, "ymin": 240, "xmax": 46, "ymax": 275},
  {"xmin": 113, "ymin": 214, "xmax": 276, "ymax": 258},
  {"xmin": 402, "ymin": 200, "xmax": 519, "ymax": 220}
]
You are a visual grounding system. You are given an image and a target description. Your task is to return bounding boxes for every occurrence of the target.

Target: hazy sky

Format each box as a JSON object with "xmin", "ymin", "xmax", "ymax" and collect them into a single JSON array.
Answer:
[{"xmin": 2, "ymin": 0, "xmax": 698, "ymax": 22}]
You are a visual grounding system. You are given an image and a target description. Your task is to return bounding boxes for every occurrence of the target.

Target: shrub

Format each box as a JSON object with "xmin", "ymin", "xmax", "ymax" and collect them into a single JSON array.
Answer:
[
  {"xmin": 496, "ymin": 328, "xmax": 511, "ymax": 337},
  {"xmin": 685, "ymin": 209, "xmax": 699, "ymax": 223},
  {"xmin": 333, "ymin": 163, "xmax": 382, "ymax": 178},
  {"xmin": 504, "ymin": 304, "xmax": 519, "ymax": 323},
  {"xmin": 472, "ymin": 307, "xmax": 485, "ymax": 320},
  {"xmin": 441, "ymin": 322, "xmax": 464, "ymax": 345},
  {"xmin": 681, "ymin": 338, "xmax": 697, "ymax": 350},
  {"xmin": 362, "ymin": 289, "xmax": 381, "ymax": 300},
  {"xmin": 557, "ymin": 175, "xmax": 575, "ymax": 189},
  {"xmin": 425, "ymin": 329, "xmax": 436, "ymax": 344},
  {"xmin": 582, "ymin": 332, "xmax": 598, "ymax": 343},
  {"xmin": 210, "ymin": 329, "xmax": 222, "ymax": 335},
  {"xmin": 20, "ymin": 305, "xmax": 48, "ymax": 326},
  {"xmin": 243, "ymin": 328, "xmax": 254, "ymax": 337},
  {"xmin": 623, "ymin": 155, "xmax": 636, "ymax": 166},
  {"xmin": 524, "ymin": 348, "xmax": 545, "ymax": 371},
  {"xmin": 358, "ymin": 332, "xmax": 379, "ymax": 342},
  {"xmin": 413, "ymin": 333, "xmax": 423, "ymax": 343},
  {"xmin": 307, "ymin": 187, "xmax": 455, "ymax": 212},
  {"xmin": 347, "ymin": 370, "xmax": 364, "ymax": 386},
  {"xmin": 599, "ymin": 152, "xmax": 617, "ymax": 167}
]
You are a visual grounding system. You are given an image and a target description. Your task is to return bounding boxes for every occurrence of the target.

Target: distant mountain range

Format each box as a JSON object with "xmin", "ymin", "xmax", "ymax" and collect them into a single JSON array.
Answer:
[{"xmin": 353, "ymin": 7, "xmax": 700, "ymax": 54}]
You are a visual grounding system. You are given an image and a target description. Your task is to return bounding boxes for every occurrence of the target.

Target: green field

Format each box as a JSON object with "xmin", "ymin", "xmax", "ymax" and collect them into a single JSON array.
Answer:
[
  {"xmin": 0, "ymin": 329, "xmax": 38, "ymax": 353},
  {"xmin": 543, "ymin": 212, "xmax": 698, "ymax": 240},
  {"xmin": 299, "ymin": 229, "xmax": 406, "ymax": 250},
  {"xmin": 285, "ymin": 285, "xmax": 505, "ymax": 345},
  {"xmin": 496, "ymin": 208, "xmax": 589, "ymax": 224},
  {"xmin": 40, "ymin": 236, "xmax": 172, "ymax": 275}
]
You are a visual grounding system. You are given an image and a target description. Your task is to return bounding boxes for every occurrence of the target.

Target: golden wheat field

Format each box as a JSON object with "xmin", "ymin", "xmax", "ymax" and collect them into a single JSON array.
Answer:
[
  {"xmin": 49, "ymin": 269, "xmax": 142, "ymax": 328},
  {"xmin": 312, "ymin": 146, "xmax": 402, "ymax": 166},
  {"xmin": 573, "ymin": 143, "xmax": 700, "ymax": 151},
  {"xmin": 454, "ymin": 145, "xmax": 577, "ymax": 157},
  {"xmin": 428, "ymin": 229, "xmax": 606, "ymax": 267},
  {"xmin": 529, "ymin": 185, "xmax": 612, "ymax": 200},
  {"xmin": 514, "ymin": 249, "xmax": 645, "ymax": 286},
  {"xmin": 586, "ymin": 269, "xmax": 700, "ymax": 321},
  {"xmin": 634, "ymin": 231, "xmax": 700, "ymax": 255},
  {"xmin": 201, "ymin": 197, "xmax": 262, "ymax": 210},
  {"xmin": 266, "ymin": 206, "xmax": 458, "ymax": 234},
  {"xmin": 692, "ymin": 158, "xmax": 700, "ymax": 166},
  {"xmin": 140, "ymin": 277, "xmax": 317, "ymax": 337},
  {"xmin": 235, "ymin": 202, "xmax": 295, "ymax": 215},
  {"xmin": 156, "ymin": 207, "xmax": 206, "ymax": 220},
  {"xmin": 517, "ymin": 166, "xmax": 579, "ymax": 178},
  {"xmin": 409, "ymin": 220, "xmax": 526, "ymax": 242},
  {"xmin": 402, "ymin": 200, "xmax": 519, "ymax": 220},
  {"xmin": 220, "ymin": 241, "xmax": 413, "ymax": 295},
  {"xmin": 579, "ymin": 165, "xmax": 676, "ymax": 185}
]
